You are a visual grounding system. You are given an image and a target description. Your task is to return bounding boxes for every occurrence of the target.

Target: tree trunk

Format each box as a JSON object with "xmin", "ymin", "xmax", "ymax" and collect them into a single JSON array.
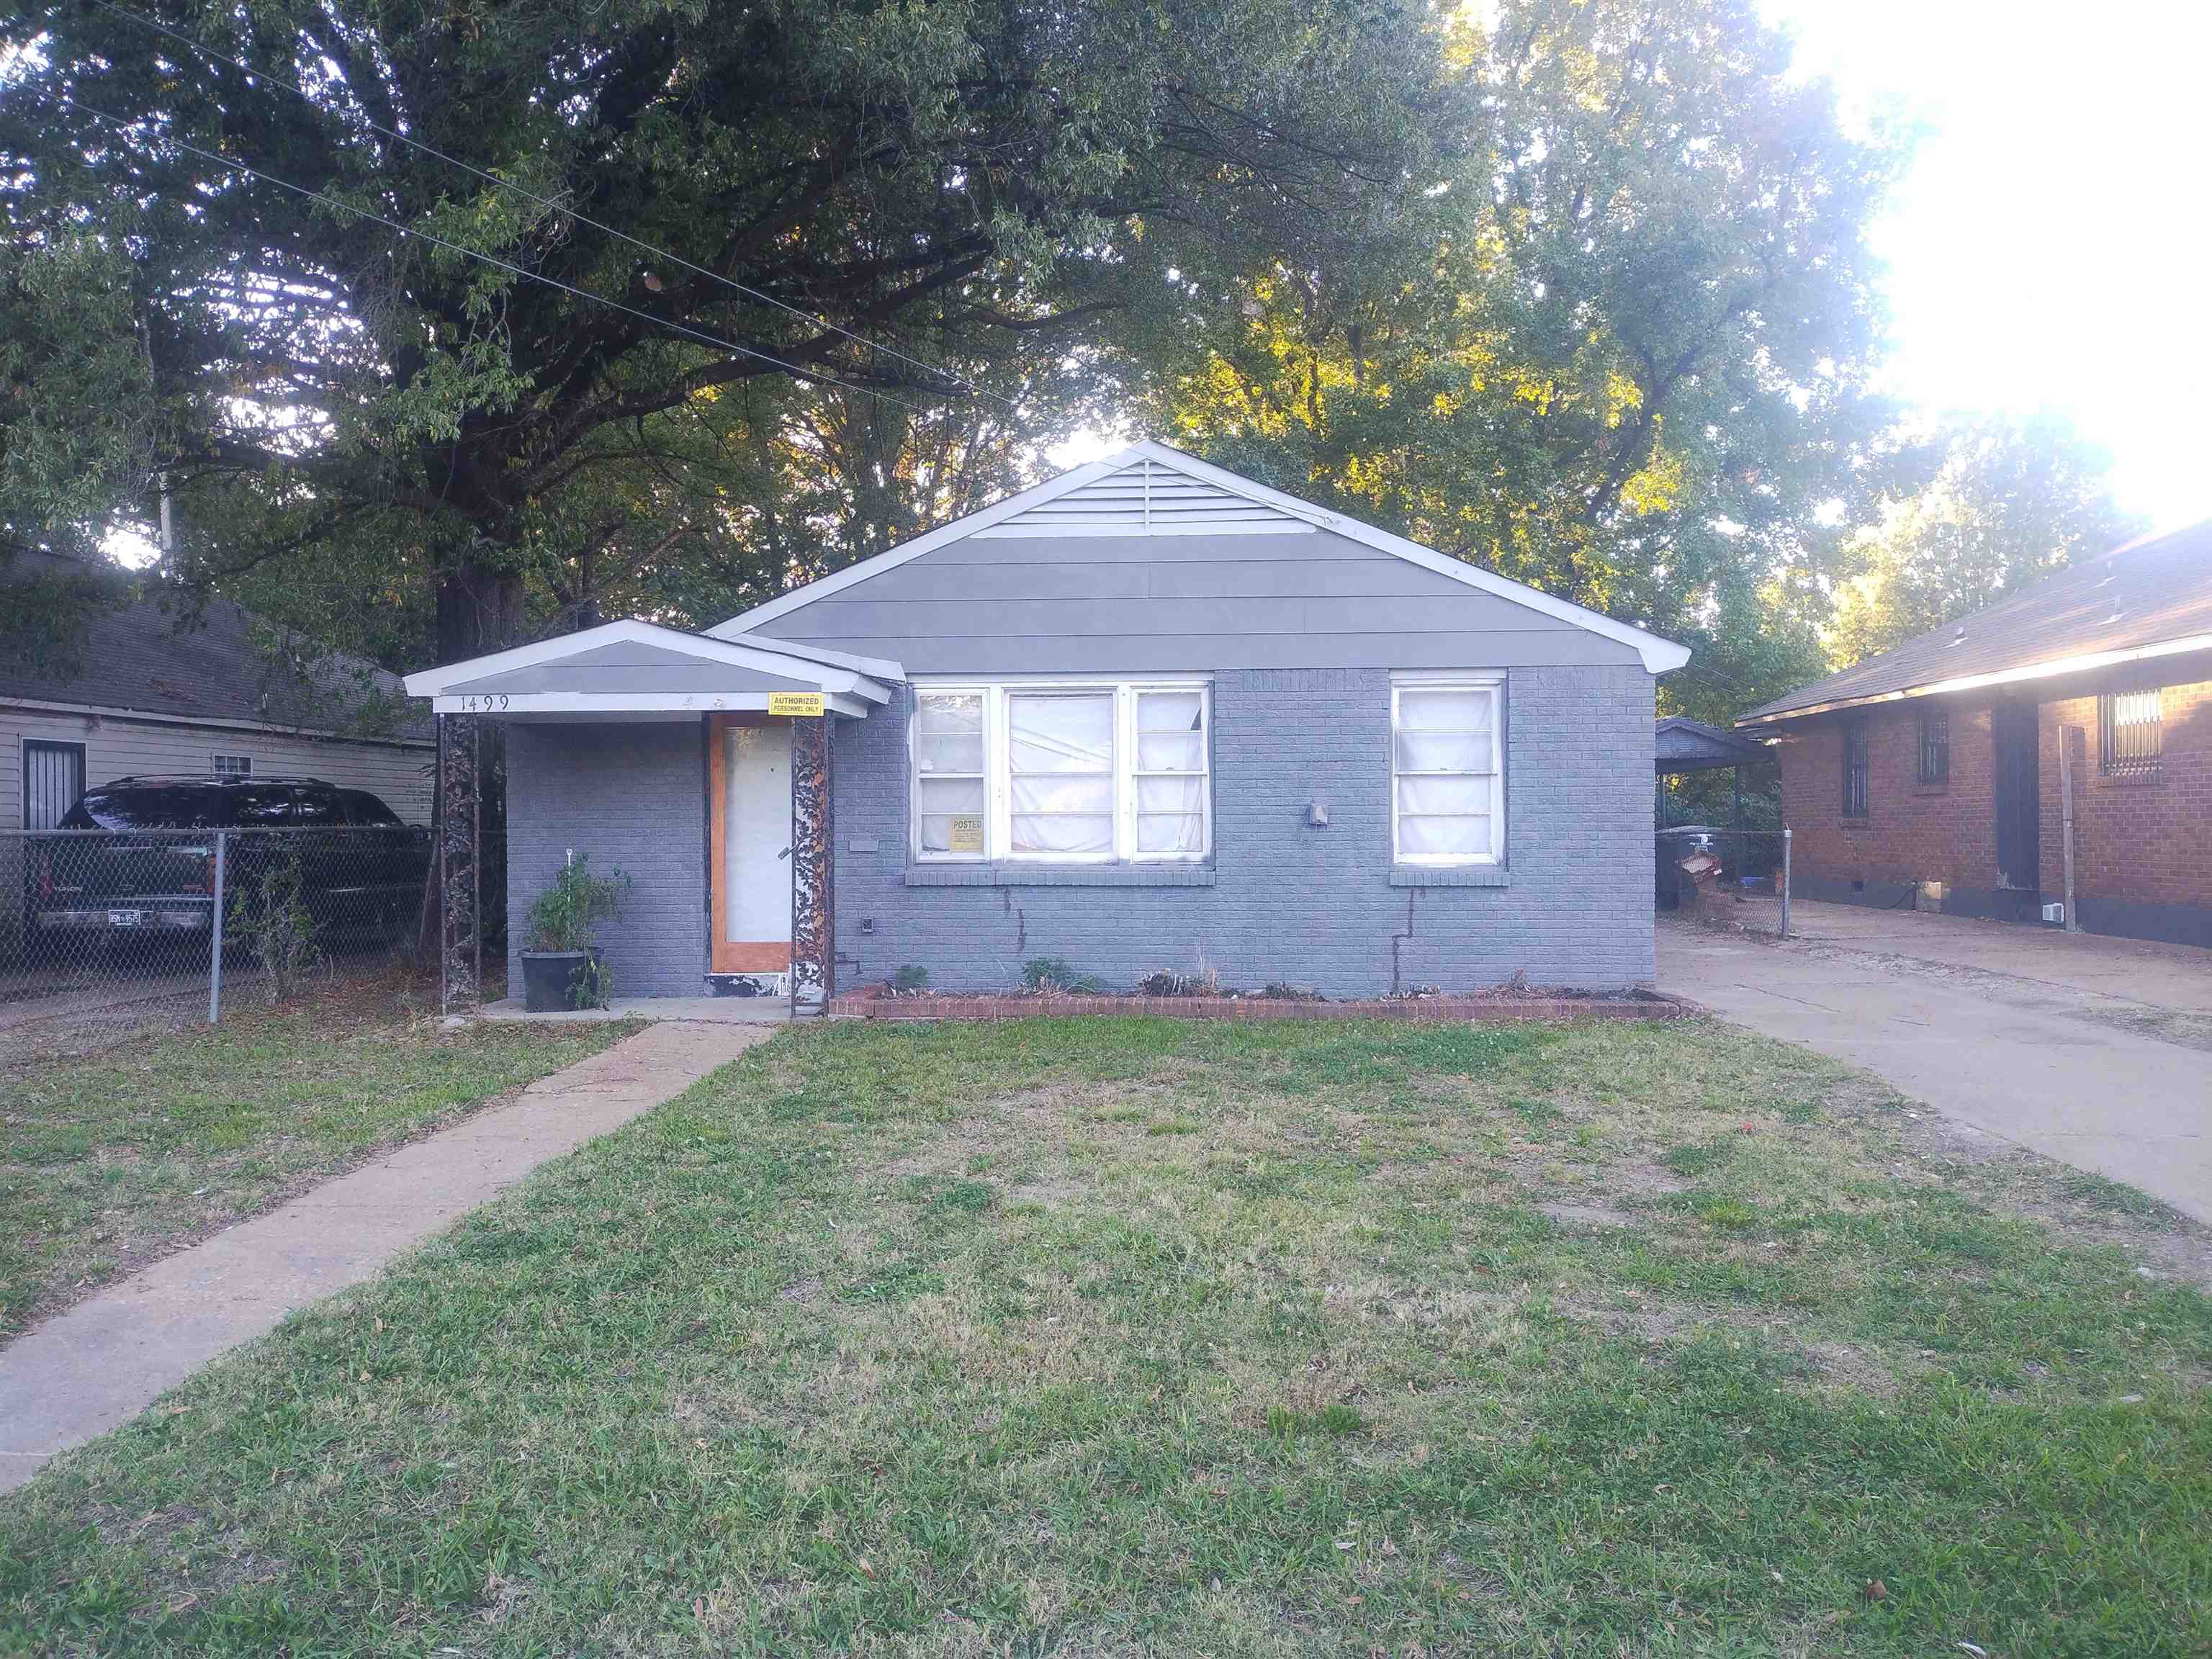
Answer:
[{"xmin": 435, "ymin": 562, "xmax": 527, "ymax": 665}]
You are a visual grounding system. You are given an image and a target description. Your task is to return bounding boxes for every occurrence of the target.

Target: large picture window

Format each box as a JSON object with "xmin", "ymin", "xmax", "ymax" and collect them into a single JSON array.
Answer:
[
  {"xmin": 912, "ymin": 680, "xmax": 1211, "ymax": 863},
  {"xmin": 1392, "ymin": 676, "xmax": 1503, "ymax": 864}
]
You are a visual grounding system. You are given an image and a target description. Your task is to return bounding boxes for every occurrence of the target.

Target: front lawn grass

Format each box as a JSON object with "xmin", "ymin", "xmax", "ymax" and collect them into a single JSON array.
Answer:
[
  {"xmin": 4, "ymin": 1016, "xmax": 2208, "ymax": 1655},
  {"xmin": 0, "ymin": 975, "xmax": 634, "ymax": 1337}
]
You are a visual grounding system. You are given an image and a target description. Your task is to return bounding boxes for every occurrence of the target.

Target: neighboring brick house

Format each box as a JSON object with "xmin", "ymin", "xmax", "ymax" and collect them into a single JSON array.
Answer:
[
  {"xmin": 407, "ymin": 444, "xmax": 1690, "ymax": 1002},
  {"xmin": 1740, "ymin": 521, "xmax": 2211, "ymax": 948}
]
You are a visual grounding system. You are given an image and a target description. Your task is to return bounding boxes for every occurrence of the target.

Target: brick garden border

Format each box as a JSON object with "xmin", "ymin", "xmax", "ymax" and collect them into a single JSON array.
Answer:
[{"xmin": 827, "ymin": 990, "xmax": 1701, "ymax": 1024}]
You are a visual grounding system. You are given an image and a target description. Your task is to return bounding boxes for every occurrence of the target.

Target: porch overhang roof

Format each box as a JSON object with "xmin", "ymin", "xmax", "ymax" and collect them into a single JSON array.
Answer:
[{"xmin": 402, "ymin": 619, "xmax": 902, "ymax": 719}]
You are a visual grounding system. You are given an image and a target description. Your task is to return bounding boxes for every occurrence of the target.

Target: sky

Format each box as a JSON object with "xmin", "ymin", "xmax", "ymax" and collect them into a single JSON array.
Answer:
[
  {"xmin": 1761, "ymin": 0, "xmax": 2212, "ymax": 531},
  {"xmin": 1070, "ymin": 3, "xmax": 2212, "ymax": 532}
]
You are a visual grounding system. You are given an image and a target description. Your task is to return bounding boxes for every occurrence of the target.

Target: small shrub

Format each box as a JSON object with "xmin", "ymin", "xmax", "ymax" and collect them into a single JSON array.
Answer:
[
  {"xmin": 230, "ymin": 850, "xmax": 323, "ymax": 1004},
  {"xmin": 525, "ymin": 855, "xmax": 628, "ymax": 953},
  {"xmin": 891, "ymin": 963, "xmax": 930, "ymax": 994},
  {"xmin": 1022, "ymin": 956, "xmax": 1108, "ymax": 994},
  {"xmin": 1258, "ymin": 982, "xmax": 1326, "ymax": 1002}
]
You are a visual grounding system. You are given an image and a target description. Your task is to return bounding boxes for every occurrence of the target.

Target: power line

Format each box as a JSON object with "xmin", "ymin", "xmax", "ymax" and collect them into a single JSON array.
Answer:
[
  {"xmin": 84, "ymin": 0, "xmax": 1016, "ymax": 409},
  {"xmin": 28, "ymin": 86, "xmax": 944, "ymax": 416}
]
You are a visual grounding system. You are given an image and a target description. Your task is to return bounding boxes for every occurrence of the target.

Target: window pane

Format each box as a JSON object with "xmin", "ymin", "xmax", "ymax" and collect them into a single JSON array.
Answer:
[
  {"xmin": 1010, "ymin": 812, "xmax": 1113, "ymax": 855},
  {"xmin": 916, "ymin": 776, "xmax": 985, "ymax": 854},
  {"xmin": 1137, "ymin": 812, "xmax": 1204, "ymax": 854},
  {"xmin": 918, "ymin": 692, "xmax": 983, "ymax": 734},
  {"xmin": 1136, "ymin": 775, "xmax": 1205, "ymax": 815},
  {"xmin": 1399, "ymin": 814, "xmax": 1490, "ymax": 856},
  {"xmin": 1397, "ymin": 774, "xmax": 1488, "ymax": 817},
  {"xmin": 916, "ymin": 731, "xmax": 983, "ymax": 774},
  {"xmin": 1136, "ymin": 731, "xmax": 1205, "ymax": 772},
  {"xmin": 1136, "ymin": 690, "xmax": 1204, "ymax": 733},
  {"xmin": 1395, "ymin": 729, "xmax": 1491, "ymax": 773},
  {"xmin": 1008, "ymin": 693, "xmax": 1114, "ymax": 774},
  {"xmin": 1398, "ymin": 687, "xmax": 1493, "ymax": 731}
]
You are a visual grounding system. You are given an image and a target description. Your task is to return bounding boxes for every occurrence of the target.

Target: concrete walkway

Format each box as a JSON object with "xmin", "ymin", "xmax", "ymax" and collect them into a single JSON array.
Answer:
[
  {"xmin": 0, "ymin": 1018, "xmax": 773, "ymax": 1493},
  {"xmin": 1659, "ymin": 905, "xmax": 2212, "ymax": 1225}
]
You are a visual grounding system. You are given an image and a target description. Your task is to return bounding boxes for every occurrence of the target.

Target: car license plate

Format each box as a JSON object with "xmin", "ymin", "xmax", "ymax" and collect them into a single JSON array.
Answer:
[{"xmin": 108, "ymin": 909, "xmax": 143, "ymax": 927}]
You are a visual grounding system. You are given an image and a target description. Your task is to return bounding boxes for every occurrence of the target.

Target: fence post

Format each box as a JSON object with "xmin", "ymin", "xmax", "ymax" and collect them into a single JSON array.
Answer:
[
  {"xmin": 207, "ymin": 828, "xmax": 226, "ymax": 1024},
  {"xmin": 1780, "ymin": 827, "xmax": 1792, "ymax": 940}
]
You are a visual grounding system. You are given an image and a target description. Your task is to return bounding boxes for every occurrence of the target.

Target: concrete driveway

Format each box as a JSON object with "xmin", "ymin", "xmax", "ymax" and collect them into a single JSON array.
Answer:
[{"xmin": 1658, "ymin": 902, "xmax": 2212, "ymax": 1224}]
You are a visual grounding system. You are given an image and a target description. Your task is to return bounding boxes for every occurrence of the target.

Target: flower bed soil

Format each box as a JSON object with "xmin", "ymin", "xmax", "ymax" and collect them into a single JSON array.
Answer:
[{"xmin": 827, "ymin": 989, "xmax": 1698, "ymax": 1023}]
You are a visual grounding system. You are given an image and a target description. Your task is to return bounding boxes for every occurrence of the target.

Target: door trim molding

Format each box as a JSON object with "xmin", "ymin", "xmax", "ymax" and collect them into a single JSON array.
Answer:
[{"xmin": 707, "ymin": 711, "xmax": 793, "ymax": 974}]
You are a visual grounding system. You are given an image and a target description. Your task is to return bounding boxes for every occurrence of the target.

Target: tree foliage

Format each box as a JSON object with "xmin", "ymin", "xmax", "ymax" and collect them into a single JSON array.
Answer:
[
  {"xmin": 1825, "ymin": 412, "xmax": 2146, "ymax": 667},
  {"xmin": 4, "ymin": 0, "xmax": 1454, "ymax": 662},
  {"xmin": 1124, "ymin": 0, "xmax": 1911, "ymax": 724}
]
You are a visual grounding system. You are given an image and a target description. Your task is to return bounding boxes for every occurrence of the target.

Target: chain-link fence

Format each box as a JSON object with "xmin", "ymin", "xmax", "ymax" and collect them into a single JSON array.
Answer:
[
  {"xmin": 1, "ymin": 825, "xmax": 433, "ymax": 1056},
  {"xmin": 1656, "ymin": 825, "xmax": 1795, "ymax": 938}
]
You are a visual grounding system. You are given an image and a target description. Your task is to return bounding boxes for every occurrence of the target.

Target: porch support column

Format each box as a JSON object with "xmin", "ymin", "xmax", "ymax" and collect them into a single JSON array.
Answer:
[
  {"xmin": 439, "ymin": 711, "xmax": 483, "ymax": 1018},
  {"xmin": 789, "ymin": 712, "xmax": 835, "ymax": 1012}
]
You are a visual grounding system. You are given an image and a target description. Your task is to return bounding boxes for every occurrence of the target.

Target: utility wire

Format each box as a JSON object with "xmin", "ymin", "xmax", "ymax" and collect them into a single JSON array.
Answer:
[
  {"xmin": 84, "ymin": 0, "xmax": 1015, "ymax": 409},
  {"xmin": 29, "ymin": 86, "xmax": 943, "ymax": 416}
]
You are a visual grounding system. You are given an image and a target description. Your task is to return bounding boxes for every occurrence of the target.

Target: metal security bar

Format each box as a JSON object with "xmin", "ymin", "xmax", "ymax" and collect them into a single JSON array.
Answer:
[{"xmin": 1, "ymin": 825, "xmax": 430, "ymax": 1056}]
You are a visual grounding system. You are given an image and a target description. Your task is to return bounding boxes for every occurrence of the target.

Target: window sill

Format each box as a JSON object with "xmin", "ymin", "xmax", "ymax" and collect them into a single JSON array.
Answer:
[
  {"xmin": 906, "ymin": 863, "xmax": 1216, "ymax": 889},
  {"xmin": 2095, "ymin": 770, "xmax": 2163, "ymax": 789},
  {"xmin": 1389, "ymin": 866, "xmax": 1510, "ymax": 889}
]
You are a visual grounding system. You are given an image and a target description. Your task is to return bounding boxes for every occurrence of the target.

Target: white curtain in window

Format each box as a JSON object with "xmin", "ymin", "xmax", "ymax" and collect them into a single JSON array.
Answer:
[
  {"xmin": 1008, "ymin": 692, "xmax": 1115, "ymax": 854},
  {"xmin": 1134, "ymin": 689, "xmax": 1206, "ymax": 855},
  {"xmin": 915, "ymin": 692, "xmax": 986, "ymax": 853},
  {"xmin": 1395, "ymin": 684, "xmax": 1497, "ymax": 859}
]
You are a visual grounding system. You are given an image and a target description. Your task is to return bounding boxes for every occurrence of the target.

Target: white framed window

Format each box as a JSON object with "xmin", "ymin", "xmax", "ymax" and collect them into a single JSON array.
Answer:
[
  {"xmin": 212, "ymin": 754, "xmax": 252, "ymax": 777},
  {"xmin": 910, "ymin": 679, "xmax": 1211, "ymax": 863},
  {"xmin": 1392, "ymin": 675, "xmax": 1503, "ymax": 864}
]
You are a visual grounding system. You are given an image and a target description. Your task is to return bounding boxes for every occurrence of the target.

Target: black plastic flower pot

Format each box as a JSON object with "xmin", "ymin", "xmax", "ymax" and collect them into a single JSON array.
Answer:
[{"xmin": 519, "ymin": 947, "xmax": 603, "ymax": 1012}]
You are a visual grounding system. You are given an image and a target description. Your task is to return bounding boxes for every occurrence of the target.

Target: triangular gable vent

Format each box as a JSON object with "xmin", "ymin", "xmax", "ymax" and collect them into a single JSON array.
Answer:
[{"xmin": 973, "ymin": 457, "xmax": 1314, "ymax": 538}]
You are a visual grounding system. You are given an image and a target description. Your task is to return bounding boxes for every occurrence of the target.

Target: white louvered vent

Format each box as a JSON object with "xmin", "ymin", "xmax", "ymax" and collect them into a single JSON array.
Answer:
[{"xmin": 975, "ymin": 457, "xmax": 1315, "ymax": 537}]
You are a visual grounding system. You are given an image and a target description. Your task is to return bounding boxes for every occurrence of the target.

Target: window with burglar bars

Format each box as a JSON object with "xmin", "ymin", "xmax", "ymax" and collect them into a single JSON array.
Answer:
[
  {"xmin": 1841, "ymin": 716, "xmax": 1870, "ymax": 817},
  {"xmin": 2100, "ymin": 689, "xmax": 2162, "ymax": 777},
  {"xmin": 1916, "ymin": 708, "xmax": 1949, "ymax": 785}
]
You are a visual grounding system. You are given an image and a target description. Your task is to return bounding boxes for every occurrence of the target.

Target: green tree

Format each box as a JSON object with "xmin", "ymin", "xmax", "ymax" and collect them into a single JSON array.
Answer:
[
  {"xmin": 1126, "ymin": 0, "xmax": 1909, "ymax": 724},
  {"xmin": 5, "ymin": 0, "xmax": 1455, "ymax": 665},
  {"xmin": 1826, "ymin": 412, "xmax": 2146, "ymax": 667}
]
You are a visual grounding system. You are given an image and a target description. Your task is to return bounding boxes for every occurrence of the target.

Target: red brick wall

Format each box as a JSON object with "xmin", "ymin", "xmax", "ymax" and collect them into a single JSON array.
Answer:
[
  {"xmin": 1773, "ymin": 665, "xmax": 2211, "ymax": 921},
  {"xmin": 1773, "ymin": 698, "xmax": 2002, "ymax": 892},
  {"xmin": 2039, "ymin": 675, "xmax": 2212, "ymax": 912}
]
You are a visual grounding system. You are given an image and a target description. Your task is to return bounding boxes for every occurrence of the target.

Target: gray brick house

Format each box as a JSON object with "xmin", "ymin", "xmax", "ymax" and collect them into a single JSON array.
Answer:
[{"xmin": 405, "ymin": 445, "xmax": 1689, "ymax": 1002}]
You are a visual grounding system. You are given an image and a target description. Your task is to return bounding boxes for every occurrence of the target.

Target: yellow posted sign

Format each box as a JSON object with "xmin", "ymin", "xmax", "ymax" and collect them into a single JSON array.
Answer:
[{"xmin": 768, "ymin": 691, "xmax": 825, "ymax": 717}]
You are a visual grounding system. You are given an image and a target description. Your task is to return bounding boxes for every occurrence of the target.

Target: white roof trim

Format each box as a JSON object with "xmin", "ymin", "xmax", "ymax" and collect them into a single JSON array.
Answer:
[
  {"xmin": 709, "ymin": 441, "xmax": 1691, "ymax": 674},
  {"xmin": 403, "ymin": 618, "xmax": 901, "ymax": 702},
  {"xmin": 428, "ymin": 690, "xmax": 877, "ymax": 718}
]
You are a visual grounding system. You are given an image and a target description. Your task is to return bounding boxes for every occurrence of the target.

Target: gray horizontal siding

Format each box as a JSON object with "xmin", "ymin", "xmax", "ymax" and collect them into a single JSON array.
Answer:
[
  {"xmin": 752, "ymin": 526, "xmax": 1642, "ymax": 673},
  {"xmin": 765, "ymin": 631, "xmax": 1638, "ymax": 675}
]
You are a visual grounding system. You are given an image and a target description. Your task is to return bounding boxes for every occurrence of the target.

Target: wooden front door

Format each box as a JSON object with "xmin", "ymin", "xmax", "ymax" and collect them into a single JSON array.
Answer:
[
  {"xmin": 1992, "ymin": 700, "xmax": 2040, "ymax": 892},
  {"xmin": 708, "ymin": 714, "xmax": 793, "ymax": 976}
]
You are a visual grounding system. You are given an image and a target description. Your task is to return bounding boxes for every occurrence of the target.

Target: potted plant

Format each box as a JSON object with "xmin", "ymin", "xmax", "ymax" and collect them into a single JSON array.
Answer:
[{"xmin": 519, "ymin": 855, "xmax": 629, "ymax": 1012}]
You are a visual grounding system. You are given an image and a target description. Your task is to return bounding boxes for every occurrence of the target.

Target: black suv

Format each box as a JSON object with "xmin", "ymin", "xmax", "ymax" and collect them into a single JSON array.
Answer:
[{"xmin": 26, "ymin": 775, "xmax": 428, "ymax": 951}]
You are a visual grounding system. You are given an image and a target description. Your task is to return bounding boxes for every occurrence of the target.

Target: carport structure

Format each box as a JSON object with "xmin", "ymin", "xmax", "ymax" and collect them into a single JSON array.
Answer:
[{"xmin": 1654, "ymin": 716, "xmax": 1768, "ymax": 827}]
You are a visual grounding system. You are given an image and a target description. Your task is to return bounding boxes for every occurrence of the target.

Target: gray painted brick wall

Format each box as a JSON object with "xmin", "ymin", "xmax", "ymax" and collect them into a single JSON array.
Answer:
[
  {"xmin": 502, "ymin": 665, "xmax": 1656, "ymax": 1000},
  {"xmin": 506, "ymin": 722, "xmax": 706, "ymax": 998},
  {"xmin": 831, "ymin": 666, "xmax": 1656, "ymax": 997}
]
